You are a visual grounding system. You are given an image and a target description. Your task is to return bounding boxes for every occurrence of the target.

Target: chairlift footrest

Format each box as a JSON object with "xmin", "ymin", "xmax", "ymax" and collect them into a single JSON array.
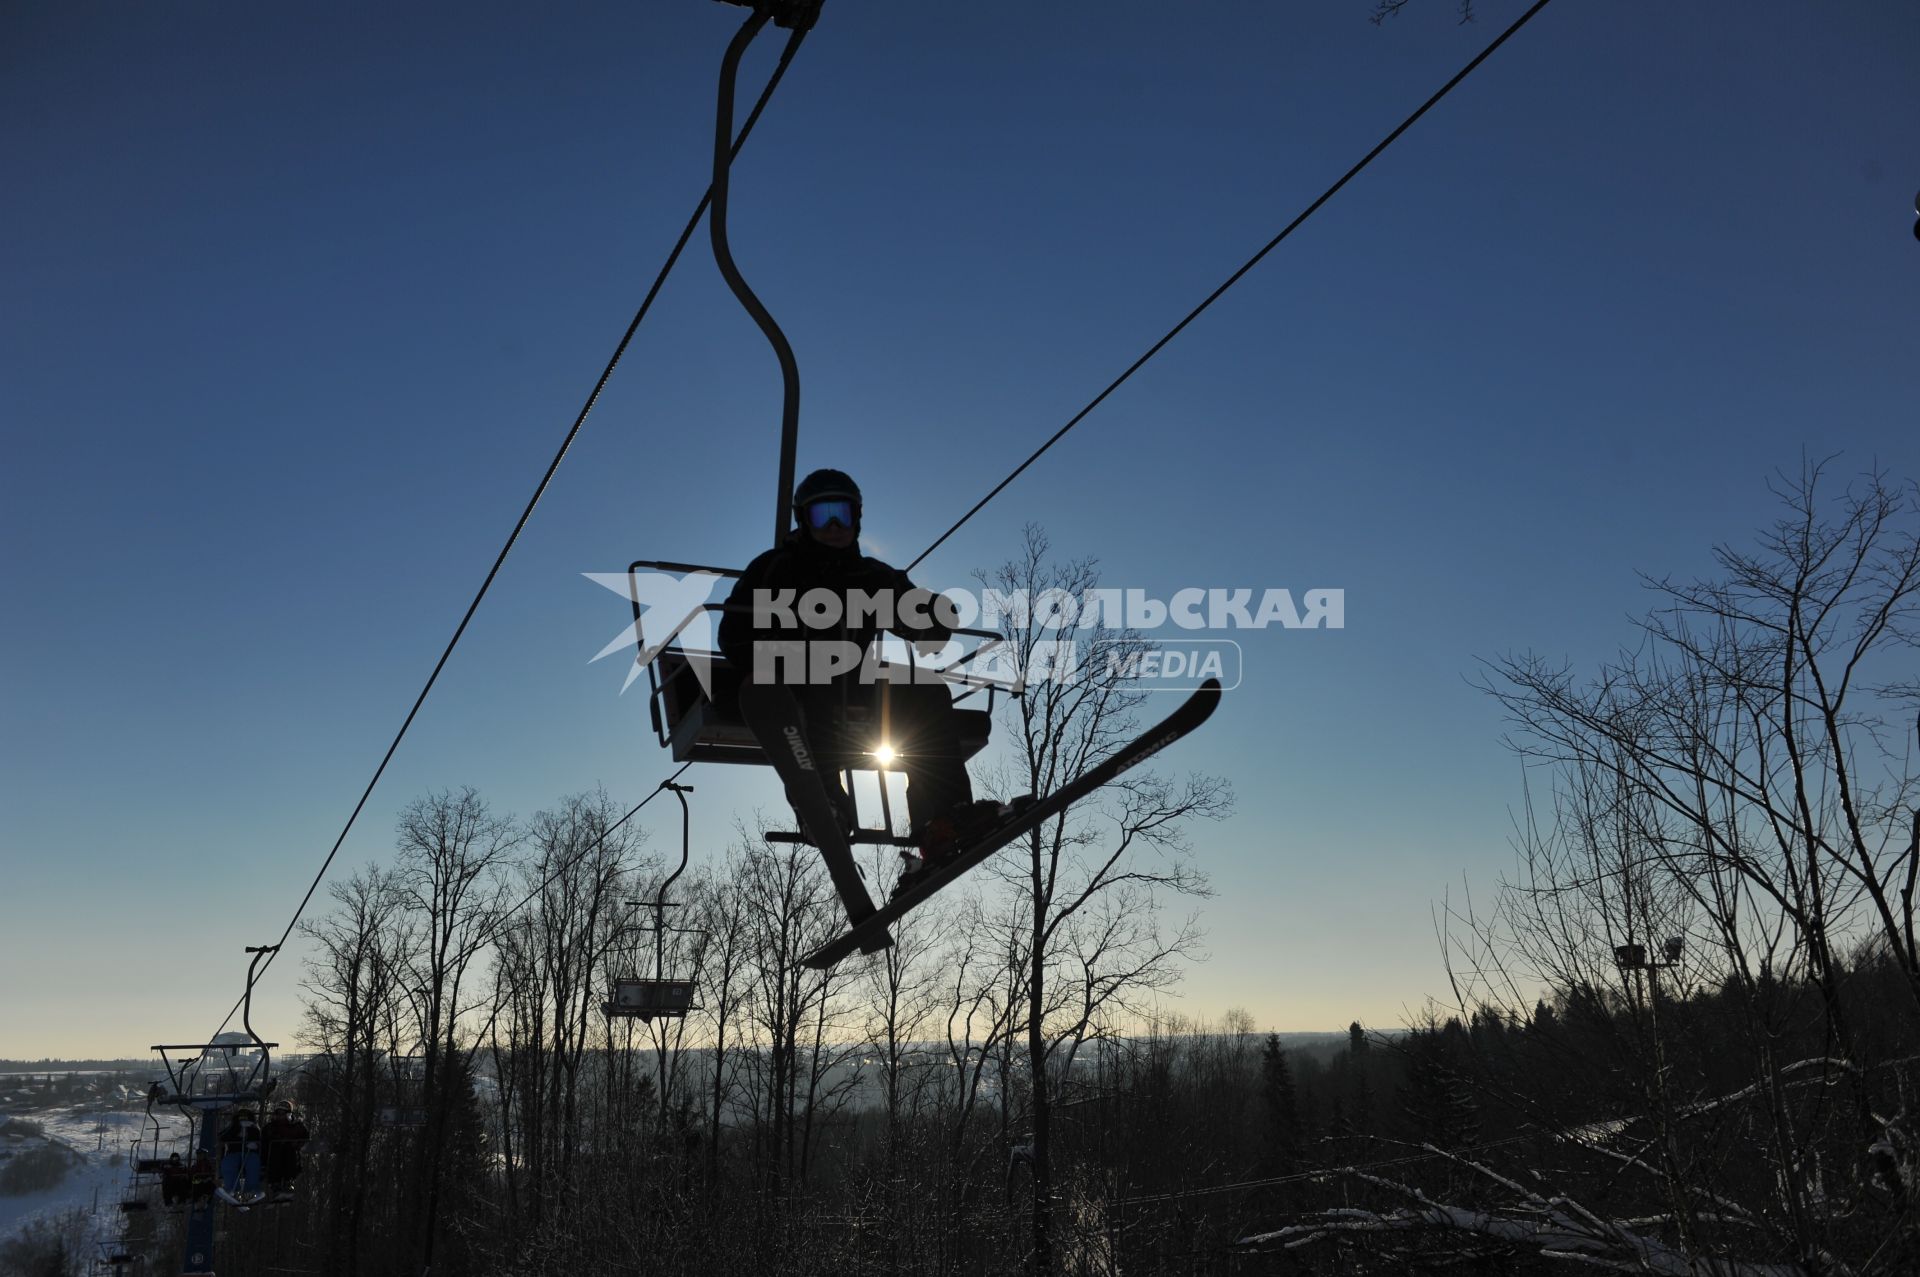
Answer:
[{"xmin": 765, "ymin": 828, "xmax": 916, "ymax": 848}]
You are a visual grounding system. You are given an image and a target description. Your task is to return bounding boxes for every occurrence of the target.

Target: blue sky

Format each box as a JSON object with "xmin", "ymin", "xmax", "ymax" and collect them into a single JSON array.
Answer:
[{"xmin": 3, "ymin": 1, "xmax": 1915, "ymax": 1057}]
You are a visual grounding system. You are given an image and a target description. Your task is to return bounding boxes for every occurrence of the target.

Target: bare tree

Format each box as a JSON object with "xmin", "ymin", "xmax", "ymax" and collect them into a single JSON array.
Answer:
[
  {"xmin": 983, "ymin": 526, "xmax": 1232, "ymax": 1271},
  {"xmin": 1487, "ymin": 464, "xmax": 1920, "ymax": 1020},
  {"xmin": 732, "ymin": 831, "xmax": 858, "ymax": 1188},
  {"xmin": 529, "ymin": 791, "xmax": 646, "ymax": 1186},
  {"xmin": 487, "ymin": 912, "xmax": 544, "ymax": 1232},
  {"xmin": 1434, "ymin": 463, "xmax": 1920, "ymax": 1273},
  {"xmin": 300, "ymin": 865, "xmax": 406, "ymax": 1277},
  {"xmin": 390, "ymin": 786, "xmax": 517, "ymax": 1271},
  {"xmin": 688, "ymin": 863, "xmax": 756, "ymax": 1184},
  {"xmin": 858, "ymin": 846, "xmax": 954, "ymax": 1165}
]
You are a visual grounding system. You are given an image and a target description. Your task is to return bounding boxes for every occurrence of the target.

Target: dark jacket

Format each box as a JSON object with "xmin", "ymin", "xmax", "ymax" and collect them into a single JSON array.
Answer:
[
  {"xmin": 263, "ymin": 1115, "xmax": 308, "ymax": 1147},
  {"xmin": 717, "ymin": 533, "xmax": 950, "ymax": 676},
  {"xmin": 263, "ymin": 1115, "xmax": 309, "ymax": 1177},
  {"xmin": 160, "ymin": 1159, "xmax": 190, "ymax": 1195},
  {"xmin": 218, "ymin": 1118, "xmax": 260, "ymax": 1154}
]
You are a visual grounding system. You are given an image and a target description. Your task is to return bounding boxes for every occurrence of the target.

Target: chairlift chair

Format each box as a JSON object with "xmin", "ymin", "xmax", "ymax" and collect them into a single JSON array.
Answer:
[
  {"xmin": 624, "ymin": 5, "xmax": 1018, "ymax": 791},
  {"xmin": 378, "ymin": 1051, "xmax": 428, "ymax": 1128},
  {"xmin": 602, "ymin": 977, "xmax": 699, "ymax": 1022},
  {"xmin": 611, "ymin": 3, "xmax": 1031, "ymax": 954},
  {"xmin": 376, "ymin": 1106, "xmax": 429, "ymax": 1129},
  {"xmin": 629, "ymin": 562, "xmax": 1015, "ymax": 851},
  {"xmin": 151, "ymin": 946, "xmax": 281, "ymax": 1210},
  {"xmin": 602, "ymin": 783, "xmax": 706, "ymax": 1022}
]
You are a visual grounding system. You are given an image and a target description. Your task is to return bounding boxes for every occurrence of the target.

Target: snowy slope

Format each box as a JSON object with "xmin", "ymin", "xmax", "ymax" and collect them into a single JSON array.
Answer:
[{"xmin": 0, "ymin": 1104, "xmax": 191, "ymax": 1256}]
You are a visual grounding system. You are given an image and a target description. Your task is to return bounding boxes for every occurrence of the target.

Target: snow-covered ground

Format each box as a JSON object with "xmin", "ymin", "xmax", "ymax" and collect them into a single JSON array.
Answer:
[{"xmin": 0, "ymin": 1103, "xmax": 192, "ymax": 1258}]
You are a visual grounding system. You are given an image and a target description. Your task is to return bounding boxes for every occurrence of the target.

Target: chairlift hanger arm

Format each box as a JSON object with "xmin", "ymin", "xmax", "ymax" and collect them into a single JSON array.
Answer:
[
  {"xmin": 241, "ymin": 945, "xmax": 279, "ymax": 1085},
  {"xmin": 658, "ymin": 782, "xmax": 693, "ymax": 903},
  {"xmin": 706, "ymin": 6, "xmax": 813, "ymax": 544},
  {"xmin": 652, "ymin": 782, "xmax": 695, "ymax": 980},
  {"xmin": 713, "ymin": 0, "xmax": 822, "ymax": 32}
]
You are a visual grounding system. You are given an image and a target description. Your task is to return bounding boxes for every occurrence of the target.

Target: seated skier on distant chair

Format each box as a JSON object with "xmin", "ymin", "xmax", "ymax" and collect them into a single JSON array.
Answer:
[
  {"xmin": 189, "ymin": 1151, "xmax": 216, "ymax": 1202},
  {"xmin": 262, "ymin": 1100, "xmax": 310, "ymax": 1198},
  {"xmin": 717, "ymin": 469, "xmax": 1007, "ymax": 896},
  {"xmin": 217, "ymin": 1107, "xmax": 263, "ymax": 1198},
  {"xmin": 160, "ymin": 1153, "xmax": 189, "ymax": 1207}
]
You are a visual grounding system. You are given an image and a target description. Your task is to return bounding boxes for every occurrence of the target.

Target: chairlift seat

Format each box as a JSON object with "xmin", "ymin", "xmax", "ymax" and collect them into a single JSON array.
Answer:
[
  {"xmin": 603, "ymin": 977, "xmax": 698, "ymax": 1021},
  {"xmin": 650, "ymin": 650, "xmax": 991, "ymax": 767},
  {"xmin": 376, "ymin": 1107, "xmax": 428, "ymax": 1128}
]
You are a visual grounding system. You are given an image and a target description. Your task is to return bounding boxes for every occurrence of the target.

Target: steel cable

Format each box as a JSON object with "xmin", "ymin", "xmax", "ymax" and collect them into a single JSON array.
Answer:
[
  {"xmin": 199, "ymin": 16, "xmax": 814, "ymax": 1043},
  {"xmin": 908, "ymin": 0, "xmax": 1555, "ymax": 572}
]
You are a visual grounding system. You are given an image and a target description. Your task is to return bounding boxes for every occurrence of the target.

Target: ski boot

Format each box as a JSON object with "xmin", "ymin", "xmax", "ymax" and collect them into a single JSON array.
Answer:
[{"xmin": 892, "ymin": 799, "xmax": 1013, "ymax": 900}]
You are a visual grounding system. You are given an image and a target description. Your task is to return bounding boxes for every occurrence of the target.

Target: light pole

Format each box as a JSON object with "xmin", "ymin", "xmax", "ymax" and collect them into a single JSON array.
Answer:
[{"xmin": 1614, "ymin": 935, "xmax": 1695, "ymax": 1252}]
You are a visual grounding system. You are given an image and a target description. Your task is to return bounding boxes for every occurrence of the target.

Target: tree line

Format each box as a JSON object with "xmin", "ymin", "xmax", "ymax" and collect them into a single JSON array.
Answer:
[{"xmin": 109, "ymin": 472, "xmax": 1920, "ymax": 1275}]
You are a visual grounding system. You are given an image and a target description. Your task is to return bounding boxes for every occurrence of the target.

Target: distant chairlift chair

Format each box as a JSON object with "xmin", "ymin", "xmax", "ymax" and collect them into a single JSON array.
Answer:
[
  {"xmin": 377, "ymin": 1051, "xmax": 429, "ymax": 1129},
  {"xmin": 603, "ymin": 976, "xmax": 699, "ymax": 1023},
  {"xmin": 149, "ymin": 945, "xmax": 281, "ymax": 1211},
  {"xmin": 603, "ymin": 782, "xmax": 703, "ymax": 1023}
]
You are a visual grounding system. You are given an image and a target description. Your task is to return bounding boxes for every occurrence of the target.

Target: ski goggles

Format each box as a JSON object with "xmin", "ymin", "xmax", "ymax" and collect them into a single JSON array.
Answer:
[{"xmin": 804, "ymin": 498, "xmax": 856, "ymax": 530}]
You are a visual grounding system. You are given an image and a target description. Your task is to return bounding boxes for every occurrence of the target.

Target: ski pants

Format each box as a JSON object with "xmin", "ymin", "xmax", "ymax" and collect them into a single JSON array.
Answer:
[{"xmin": 742, "ymin": 676, "xmax": 972, "ymax": 831}]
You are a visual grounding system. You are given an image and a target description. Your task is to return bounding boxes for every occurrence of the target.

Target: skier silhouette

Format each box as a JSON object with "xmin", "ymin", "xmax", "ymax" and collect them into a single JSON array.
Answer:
[{"xmin": 718, "ymin": 469, "xmax": 1003, "ymax": 892}]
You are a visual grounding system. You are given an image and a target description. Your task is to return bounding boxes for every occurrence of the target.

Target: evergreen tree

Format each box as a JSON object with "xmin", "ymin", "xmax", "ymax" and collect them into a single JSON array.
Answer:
[
  {"xmin": 1346, "ymin": 1020, "xmax": 1374, "ymax": 1135},
  {"xmin": 1258, "ymin": 1033, "xmax": 1299, "ymax": 1171},
  {"xmin": 1397, "ymin": 1023, "xmax": 1478, "ymax": 1150}
]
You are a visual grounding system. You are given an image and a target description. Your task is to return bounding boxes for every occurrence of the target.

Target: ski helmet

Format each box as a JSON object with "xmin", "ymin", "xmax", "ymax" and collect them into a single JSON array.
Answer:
[{"xmin": 793, "ymin": 468, "xmax": 861, "ymax": 532}]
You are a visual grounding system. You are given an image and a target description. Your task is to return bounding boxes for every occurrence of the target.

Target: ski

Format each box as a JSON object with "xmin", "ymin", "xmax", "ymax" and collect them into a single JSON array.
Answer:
[
  {"xmin": 737, "ymin": 684, "xmax": 894, "ymax": 954},
  {"xmin": 802, "ymin": 678, "xmax": 1223, "ymax": 970}
]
